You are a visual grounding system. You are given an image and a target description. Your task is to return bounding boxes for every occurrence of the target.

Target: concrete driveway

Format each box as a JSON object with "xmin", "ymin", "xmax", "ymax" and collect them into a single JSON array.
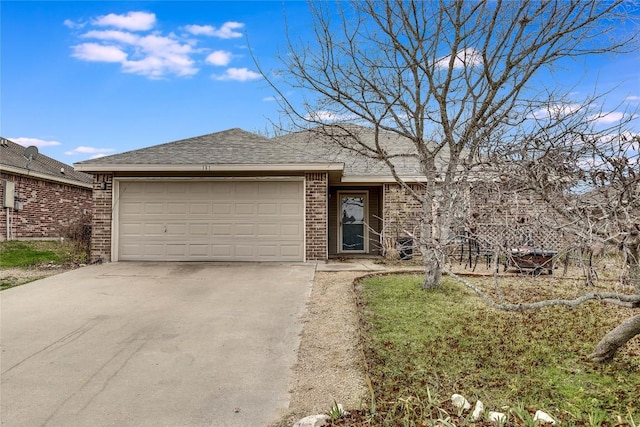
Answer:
[{"xmin": 1, "ymin": 262, "xmax": 315, "ymax": 427}]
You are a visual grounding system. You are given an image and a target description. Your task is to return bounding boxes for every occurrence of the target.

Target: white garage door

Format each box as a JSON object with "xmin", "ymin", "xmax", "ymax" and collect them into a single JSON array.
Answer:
[{"xmin": 117, "ymin": 180, "xmax": 304, "ymax": 261}]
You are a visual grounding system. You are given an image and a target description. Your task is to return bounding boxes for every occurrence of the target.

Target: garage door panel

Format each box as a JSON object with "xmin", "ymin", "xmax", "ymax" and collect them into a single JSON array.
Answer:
[
  {"xmin": 118, "ymin": 180, "xmax": 304, "ymax": 261},
  {"xmin": 235, "ymin": 203, "xmax": 255, "ymax": 215},
  {"xmin": 145, "ymin": 203, "xmax": 165, "ymax": 214},
  {"xmin": 120, "ymin": 202, "xmax": 143, "ymax": 215},
  {"xmin": 121, "ymin": 223, "xmax": 143, "ymax": 236},
  {"xmin": 258, "ymin": 245, "xmax": 278, "ymax": 257},
  {"xmin": 167, "ymin": 182, "xmax": 188, "ymax": 193},
  {"xmin": 212, "ymin": 203, "xmax": 231, "ymax": 214},
  {"xmin": 167, "ymin": 203, "xmax": 187, "ymax": 215},
  {"xmin": 281, "ymin": 203, "xmax": 302, "ymax": 215},
  {"xmin": 235, "ymin": 245, "xmax": 255, "ymax": 257},
  {"xmin": 281, "ymin": 245, "xmax": 302, "ymax": 257},
  {"xmin": 190, "ymin": 203, "xmax": 210, "ymax": 214},
  {"xmin": 258, "ymin": 203, "xmax": 277, "ymax": 215},
  {"xmin": 236, "ymin": 182, "xmax": 257, "ymax": 194},
  {"xmin": 258, "ymin": 224, "xmax": 278, "ymax": 237},
  {"xmin": 235, "ymin": 224, "xmax": 255, "ymax": 237},
  {"xmin": 166, "ymin": 244, "xmax": 187, "ymax": 256},
  {"xmin": 166, "ymin": 224, "xmax": 187, "ymax": 235},
  {"xmin": 144, "ymin": 183, "xmax": 165, "ymax": 193},
  {"xmin": 190, "ymin": 223, "xmax": 210, "ymax": 235},
  {"xmin": 212, "ymin": 224, "xmax": 232, "ymax": 236},
  {"xmin": 212, "ymin": 245, "xmax": 233, "ymax": 257},
  {"xmin": 143, "ymin": 223, "xmax": 164, "ymax": 236},
  {"xmin": 281, "ymin": 224, "xmax": 302, "ymax": 237}
]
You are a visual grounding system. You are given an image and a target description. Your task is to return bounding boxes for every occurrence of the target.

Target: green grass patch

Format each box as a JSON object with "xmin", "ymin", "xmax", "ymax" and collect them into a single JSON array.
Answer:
[
  {"xmin": 0, "ymin": 241, "xmax": 65, "ymax": 268},
  {"xmin": 358, "ymin": 274, "xmax": 639, "ymax": 425}
]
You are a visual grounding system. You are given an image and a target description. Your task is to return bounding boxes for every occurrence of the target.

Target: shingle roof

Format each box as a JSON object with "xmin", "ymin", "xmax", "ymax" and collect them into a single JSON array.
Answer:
[
  {"xmin": 0, "ymin": 137, "xmax": 93, "ymax": 186},
  {"xmin": 273, "ymin": 125, "xmax": 449, "ymax": 178},
  {"xmin": 74, "ymin": 126, "xmax": 447, "ymax": 180}
]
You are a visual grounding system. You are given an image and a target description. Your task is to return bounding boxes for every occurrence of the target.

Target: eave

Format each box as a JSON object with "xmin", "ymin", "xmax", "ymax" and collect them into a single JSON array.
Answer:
[
  {"xmin": 0, "ymin": 165, "xmax": 93, "ymax": 189},
  {"xmin": 74, "ymin": 162, "xmax": 345, "ymax": 173}
]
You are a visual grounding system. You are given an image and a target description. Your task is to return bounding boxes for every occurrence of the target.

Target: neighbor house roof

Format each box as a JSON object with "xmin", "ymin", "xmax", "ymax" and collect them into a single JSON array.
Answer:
[
  {"xmin": 74, "ymin": 127, "xmax": 438, "ymax": 182},
  {"xmin": 0, "ymin": 137, "xmax": 93, "ymax": 188}
]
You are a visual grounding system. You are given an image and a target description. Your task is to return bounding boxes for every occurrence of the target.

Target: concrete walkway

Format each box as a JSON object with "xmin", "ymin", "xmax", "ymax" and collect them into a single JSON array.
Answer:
[
  {"xmin": 1, "ymin": 262, "xmax": 315, "ymax": 427},
  {"xmin": 315, "ymin": 258, "xmax": 420, "ymax": 272}
]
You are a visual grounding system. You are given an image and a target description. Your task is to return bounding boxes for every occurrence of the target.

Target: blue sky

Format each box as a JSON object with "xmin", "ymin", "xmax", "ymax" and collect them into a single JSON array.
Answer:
[{"xmin": 1, "ymin": 1, "xmax": 638, "ymax": 165}]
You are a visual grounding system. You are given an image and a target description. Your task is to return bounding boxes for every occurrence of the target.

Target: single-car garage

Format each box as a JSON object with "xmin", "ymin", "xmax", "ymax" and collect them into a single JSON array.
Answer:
[{"xmin": 114, "ymin": 179, "xmax": 305, "ymax": 261}]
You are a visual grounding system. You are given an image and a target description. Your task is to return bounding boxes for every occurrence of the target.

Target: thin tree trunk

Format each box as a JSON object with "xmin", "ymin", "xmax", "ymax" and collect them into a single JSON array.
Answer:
[
  {"xmin": 589, "ymin": 314, "xmax": 640, "ymax": 363},
  {"xmin": 422, "ymin": 245, "xmax": 443, "ymax": 289}
]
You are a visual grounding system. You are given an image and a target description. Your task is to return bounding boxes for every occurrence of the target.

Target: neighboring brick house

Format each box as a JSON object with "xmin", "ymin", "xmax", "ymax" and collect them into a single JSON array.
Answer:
[{"xmin": 0, "ymin": 137, "xmax": 93, "ymax": 240}]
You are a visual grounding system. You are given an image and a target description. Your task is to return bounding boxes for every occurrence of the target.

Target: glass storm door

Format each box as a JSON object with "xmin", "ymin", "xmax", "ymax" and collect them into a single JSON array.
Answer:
[{"xmin": 339, "ymin": 193, "xmax": 367, "ymax": 253}]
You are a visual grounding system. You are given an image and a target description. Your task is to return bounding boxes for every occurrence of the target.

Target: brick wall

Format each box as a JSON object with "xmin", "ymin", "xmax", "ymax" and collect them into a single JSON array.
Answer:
[
  {"xmin": 0, "ymin": 172, "xmax": 92, "ymax": 240},
  {"xmin": 305, "ymin": 172, "xmax": 328, "ymax": 261},
  {"xmin": 382, "ymin": 183, "xmax": 426, "ymax": 241},
  {"xmin": 91, "ymin": 173, "xmax": 113, "ymax": 263}
]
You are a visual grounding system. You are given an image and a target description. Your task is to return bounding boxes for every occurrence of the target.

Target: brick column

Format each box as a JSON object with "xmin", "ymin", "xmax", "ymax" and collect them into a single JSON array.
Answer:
[
  {"xmin": 305, "ymin": 172, "xmax": 328, "ymax": 261},
  {"xmin": 91, "ymin": 173, "xmax": 113, "ymax": 263}
]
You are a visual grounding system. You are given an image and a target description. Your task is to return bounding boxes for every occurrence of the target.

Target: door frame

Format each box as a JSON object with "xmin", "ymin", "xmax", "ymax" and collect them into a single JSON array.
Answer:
[{"xmin": 337, "ymin": 190, "xmax": 369, "ymax": 254}]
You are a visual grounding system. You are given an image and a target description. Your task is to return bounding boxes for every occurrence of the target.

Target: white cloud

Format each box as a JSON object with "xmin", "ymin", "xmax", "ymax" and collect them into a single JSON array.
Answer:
[
  {"xmin": 589, "ymin": 111, "xmax": 626, "ymax": 125},
  {"xmin": 213, "ymin": 67, "xmax": 261, "ymax": 81},
  {"xmin": 93, "ymin": 11, "xmax": 156, "ymax": 31},
  {"xmin": 183, "ymin": 24, "xmax": 215, "ymax": 36},
  {"xmin": 435, "ymin": 47, "xmax": 483, "ymax": 69},
  {"xmin": 65, "ymin": 146, "xmax": 115, "ymax": 156},
  {"xmin": 63, "ymin": 19, "xmax": 86, "ymax": 30},
  {"xmin": 72, "ymin": 43, "xmax": 128, "ymax": 62},
  {"xmin": 304, "ymin": 110, "xmax": 356, "ymax": 123},
  {"xmin": 184, "ymin": 21, "xmax": 244, "ymax": 38},
  {"xmin": 212, "ymin": 21, "xmax": 244, "ymax": 38},
  {"xmin": 75, "ymin": 31, "xmax": 198, "ymax": 78},
  {"xmin": 67, "ymin": 12, "xmax": 251, "ymax": 79},
  {"xmin": 206, "ymin": 50, "xmax": 232, "ymax": 66},
  {"xmin": 82, "ymin": 30, "xmax": 139, "ymax": 44},
  {"xmin": 531, "ymin": 103, "xmax": 582, "ymax": 120},
  {"xmin": 10, "ymin": 137, "xmax": 62, "ymax": 148},
  {"xmin": 624, "ymin": 95, "xmax": 640, "ymax": 103}
]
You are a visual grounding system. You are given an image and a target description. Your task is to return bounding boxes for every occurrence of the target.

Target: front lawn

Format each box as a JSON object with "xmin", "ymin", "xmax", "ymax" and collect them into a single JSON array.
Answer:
[
  {"xmin": 0, "ymin": 240, "xmax": 87, "ymax": 290},
  {"xmin": 356, "ymin": 274, "xmax": 639, "ymax": 426},
  {"xmin": 0, "ymin": 240, "xmax": 65, "ymax": 268}
]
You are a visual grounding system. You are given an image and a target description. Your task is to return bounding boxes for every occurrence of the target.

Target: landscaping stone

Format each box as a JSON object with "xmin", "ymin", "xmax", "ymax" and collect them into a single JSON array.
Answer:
[
  {"xmin": 488, "ymin": 411, "xmax": 507, "ymax": 424},
  {"xmin": 451, "ymin": 393, "xmax": 471, "ymax": 410},
  {"xmin": 534, "ymin": 410, "xmax": 556, "ymax": 425},
  {"xmin": 292, "ymin": 414, "xmax": 329, "ymax": 427},
  {"xmin": 471, "ymin": 400, "xmax": 484, "ymax": 421}
]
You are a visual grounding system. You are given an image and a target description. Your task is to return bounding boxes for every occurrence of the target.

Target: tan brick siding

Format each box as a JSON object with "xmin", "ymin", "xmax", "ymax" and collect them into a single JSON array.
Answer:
[
  {"xmin": 90, "ymin": 174, "xmax": 113, "ymax": 263},
  {"xmin": 382, "ymin": 183, "xmax": 425, "ymax": 241},
  {"xmin": 0, "ymin": 172, "xmax": 92, "ymax": 240},
  {"xmin": 305, "ymin": 173, "xmax": 328, "ymax": 261}
]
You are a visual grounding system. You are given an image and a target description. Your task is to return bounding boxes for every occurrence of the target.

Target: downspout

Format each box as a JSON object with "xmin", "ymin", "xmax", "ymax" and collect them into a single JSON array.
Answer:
[{"xmin": 5, "ymin": 207, "xmax": 10, "ymax": 240}]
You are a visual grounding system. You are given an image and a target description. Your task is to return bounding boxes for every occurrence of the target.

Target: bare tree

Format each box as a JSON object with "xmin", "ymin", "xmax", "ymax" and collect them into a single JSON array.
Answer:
[{"xmin": 262, "ymin": 0, "xmax": 639, "ymax": 360}]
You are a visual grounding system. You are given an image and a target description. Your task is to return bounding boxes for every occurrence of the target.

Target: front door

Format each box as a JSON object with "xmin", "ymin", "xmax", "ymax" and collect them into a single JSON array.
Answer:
[{"xmin": 338, "ymin": 192, "xmax": 367, "ymax": 253}]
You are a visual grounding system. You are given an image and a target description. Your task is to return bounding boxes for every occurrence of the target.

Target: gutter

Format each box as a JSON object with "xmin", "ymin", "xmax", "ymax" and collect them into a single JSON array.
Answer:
[{"xmin": 74, "ymin": 162, "xmax": 345, "ymax": 173}]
